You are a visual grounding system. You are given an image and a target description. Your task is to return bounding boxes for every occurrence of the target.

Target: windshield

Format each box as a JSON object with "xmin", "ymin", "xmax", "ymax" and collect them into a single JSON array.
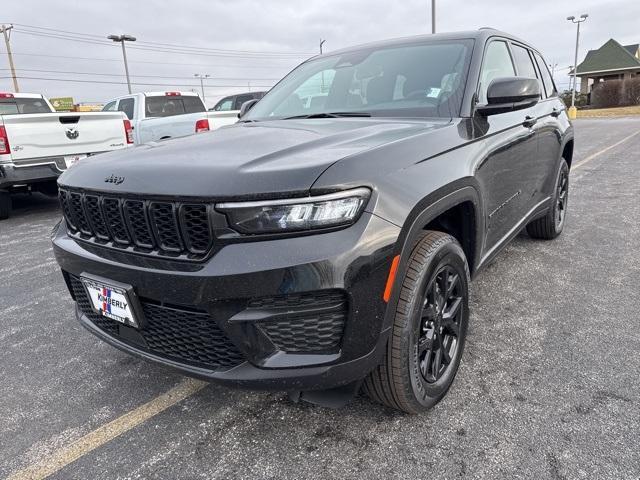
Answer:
[
  {"xmin": 246, "ymin": 39, "xmax": 473, "ymax": 121},
  {"xmin": 0, "ymin": 97, "xmax": 52, "ymax": 115}
]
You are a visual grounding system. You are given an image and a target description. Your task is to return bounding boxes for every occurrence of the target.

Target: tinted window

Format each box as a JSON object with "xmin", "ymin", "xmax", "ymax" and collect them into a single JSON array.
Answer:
[
  {"xmin": 144, "ymin": 96, "xmax": 205, "ymax": 117},
  {"xmin": 181, "ymin": 96, "xmax": 206, "ymax": 113},
  {"xmin": 479, "ymin": 41, "xmax": 516, "ymax": 104},
  {"xmin": 246, "ymin": 39, "xmax": 474, "ymax": 120},
  {"xmin": 118, "ymin": 98, "xmax": 135, "ymax": 119},
  {"xmin": 533, "ymin": 52, "xmax": 557, "ymax": 98},
  {"xmin": 511, "ymin": 44, "xmax": 538, "ymax": 79},
  {"xmin": 234, "ymin": 94, "xmax": 255, "ymax": 110},
  {"xmin": 102, "ymin": 101, "xmax": 116, "ymax": 112},
  {"xmin": 0, "ymin": 98, "xmax": 52, "ymax": 115},
  {"xmin": 213, "ymin": 97, "xmax": 234, "ymax": 111}
]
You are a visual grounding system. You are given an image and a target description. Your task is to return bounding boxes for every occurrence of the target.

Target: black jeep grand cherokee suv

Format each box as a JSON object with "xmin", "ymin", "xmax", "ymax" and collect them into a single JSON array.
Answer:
[{"xmin": 52, "ymin": 29, "xmax": 572, "ymax": 413}]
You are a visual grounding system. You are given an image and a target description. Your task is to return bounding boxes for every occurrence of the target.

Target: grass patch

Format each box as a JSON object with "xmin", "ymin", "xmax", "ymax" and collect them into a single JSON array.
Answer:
[{"xmin": 577, "ymin": 106, "xmax": 640, "ymax": 118}]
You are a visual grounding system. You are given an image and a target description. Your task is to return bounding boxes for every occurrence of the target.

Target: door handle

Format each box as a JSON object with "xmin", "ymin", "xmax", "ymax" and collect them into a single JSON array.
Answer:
[
  {"xmin": 523, "ymin": 115, "xmax": 537, "ymax": 128},
  {"xmin": 550, "ymin": 107, "xmax": 562, "ymax": 118}
]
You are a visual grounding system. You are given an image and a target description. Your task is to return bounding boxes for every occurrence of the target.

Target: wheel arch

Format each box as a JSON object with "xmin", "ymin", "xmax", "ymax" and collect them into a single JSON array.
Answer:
[
  {"xmin": 562, "ymin": 138, "xmax": 574, "ymax": 169},
  {"xmin": 382, "ymin": 179, "xmax": 484, "ymax": 330}
]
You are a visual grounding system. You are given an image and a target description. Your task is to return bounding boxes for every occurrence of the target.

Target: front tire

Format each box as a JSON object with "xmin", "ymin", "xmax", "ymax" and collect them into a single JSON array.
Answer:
[
  {"xmin": 364, "ymin": 231, "xmax": 470, "ymax": 413},
  {"xmin": 526, "ymin": 158, "xmax": 569, "ymax": 239}
]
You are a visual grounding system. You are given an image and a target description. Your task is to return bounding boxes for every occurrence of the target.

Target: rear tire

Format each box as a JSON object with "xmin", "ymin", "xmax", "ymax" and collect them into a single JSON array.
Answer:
[
  {"xmin": 526, "ymin": 159, "xmax": 569, "ymax": 240},
  {"xmin": 0, "ymin": 191, "xmax": 11, "ymax": 220},
  {"xmin": 364, "ymin": 231, "xmax": 470, "ymax": 413}
]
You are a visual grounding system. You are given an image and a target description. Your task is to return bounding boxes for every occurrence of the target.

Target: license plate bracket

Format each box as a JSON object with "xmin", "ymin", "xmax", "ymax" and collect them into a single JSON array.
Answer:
[{"xmin": 80, "ymin": 274, "xmax": 144, "ymax": 329}]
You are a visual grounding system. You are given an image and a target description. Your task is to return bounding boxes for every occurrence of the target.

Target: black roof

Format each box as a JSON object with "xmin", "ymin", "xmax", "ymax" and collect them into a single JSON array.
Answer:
[{"xmin": 314, "ymin": 29, "xmax": 537, "ymax": 59}]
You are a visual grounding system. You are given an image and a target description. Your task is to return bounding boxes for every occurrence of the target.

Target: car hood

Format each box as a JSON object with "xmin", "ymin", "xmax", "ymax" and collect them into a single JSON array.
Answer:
[{"xmin": 59, "ymin": 118, "xmax": 450, "ymax": 198}]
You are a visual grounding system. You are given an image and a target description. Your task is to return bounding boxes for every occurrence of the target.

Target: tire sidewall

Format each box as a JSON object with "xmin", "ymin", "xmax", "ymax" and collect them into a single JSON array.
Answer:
[{"xmin": 402, "ymin": 239, "xmax": 470, "ymax": 409}]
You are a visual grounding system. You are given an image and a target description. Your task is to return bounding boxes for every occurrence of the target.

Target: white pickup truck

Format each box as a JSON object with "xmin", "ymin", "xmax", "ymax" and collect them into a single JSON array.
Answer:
[
  {"xmin": 0, "ymin": 92, "xmax": 133, "ymax": 219},
  {"xmin": 102, "ymin": 91, "xmax": 239, "ymax": 145}
]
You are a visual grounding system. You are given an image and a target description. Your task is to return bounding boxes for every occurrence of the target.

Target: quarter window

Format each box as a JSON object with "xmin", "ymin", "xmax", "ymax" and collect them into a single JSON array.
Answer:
[
  {"xmin": 478, "ymin": 41, "xmax": 516, "ymax": 104},
  {"xmin": 102, "ymin": 101, "xmax": 116, "ymax": 112},
  {"xmin": 533, "ymin": 52, "xmax": 557, "ymax": 98}
]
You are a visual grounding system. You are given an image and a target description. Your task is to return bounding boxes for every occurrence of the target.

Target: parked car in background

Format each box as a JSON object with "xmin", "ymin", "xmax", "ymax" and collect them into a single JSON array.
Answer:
[
  {"xmin": 0, "ymin": 92, "xmax": 133, "ymax": 219},
  {"xmin": 103, "ymin": 91, "xmax": 236, "ymax": 145},
  {"xmin": 53, "ymin": 29, "xmax": 572, "ymax": 413},
  {"xmin": 209, "ymin": 91, "xmax": 266, "ymax": 112}
]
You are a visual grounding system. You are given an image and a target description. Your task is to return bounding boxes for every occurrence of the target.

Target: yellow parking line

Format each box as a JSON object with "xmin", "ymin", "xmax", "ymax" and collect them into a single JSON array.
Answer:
[
  {"xmin": 572, "ymin": 129, "xmax": 640, "ymax": 171},
  {"xmin": 8, "ymin": 378, "xmax": 206, "ymax": 480}
]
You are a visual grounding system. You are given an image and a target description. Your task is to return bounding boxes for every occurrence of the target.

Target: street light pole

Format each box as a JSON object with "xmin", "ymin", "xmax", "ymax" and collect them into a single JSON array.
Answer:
[
  {"xmin": 0, "ymin": 24, "xmax": 19, "ymax": 92},
  {"xmin": 194, "ymin": 74, "xmax": 210, "ymax": 103},
  {"xmin": 108, "ymin": 34, "xmax": 137, "ymax": 94},
  {"xmin": 431, "ymin": 0, "xmax": 436, "ymax": 34},
  {"xmin": 566, "ymin": 14, "xmax": 588, "ymax": 118}
]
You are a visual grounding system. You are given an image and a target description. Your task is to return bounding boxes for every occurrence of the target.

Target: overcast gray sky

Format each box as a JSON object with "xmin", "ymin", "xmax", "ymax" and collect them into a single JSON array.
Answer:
[{"xmin": 2, "ymin": 0, "xmax": 639, "ymax": 107}]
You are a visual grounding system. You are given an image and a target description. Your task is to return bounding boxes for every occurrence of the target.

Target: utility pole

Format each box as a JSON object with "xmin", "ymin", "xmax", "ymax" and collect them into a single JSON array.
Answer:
[
  {"xmin": 566, "ymin": 14, "xmax": 588, "ymax": 119},
  {"xmin": 319, "ymin": 39, "xmax": 326, "ymax": 93},
  {"xmin": 108, "ymin": 34, "xmax": 136, "ymax": 94},
  {"xmin": 194, "ymin": 74, "xmax": 210, "ymax": 102},
  {"xmin": 1, "ymin": 24, "xmax": 19, "ymax": 92},
  {"xmin": 431, "ymin": 0, "xmax": 436, "ymax": 34}
]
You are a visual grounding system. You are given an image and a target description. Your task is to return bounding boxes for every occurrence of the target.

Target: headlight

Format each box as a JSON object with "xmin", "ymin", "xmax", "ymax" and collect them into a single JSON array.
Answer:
[{"xmin": 217, "ymin": 187, "xmax": 370, "ymax": 234}]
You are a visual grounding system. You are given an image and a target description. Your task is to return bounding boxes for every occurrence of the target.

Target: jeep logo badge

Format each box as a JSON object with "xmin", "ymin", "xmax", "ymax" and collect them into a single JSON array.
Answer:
[
  {"xmin": 65, "ymin": 128, "xmax": 79, "ymax": 140},
  {"xmin": 104, "ymin": 174, "xmax": 125, "ymax": 185}
]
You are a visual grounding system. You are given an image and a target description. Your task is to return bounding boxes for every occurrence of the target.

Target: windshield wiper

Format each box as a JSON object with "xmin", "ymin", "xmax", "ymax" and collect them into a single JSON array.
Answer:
[{"xmin": 283, "ymin": 112, "xmax": 372, "ymax": 120}]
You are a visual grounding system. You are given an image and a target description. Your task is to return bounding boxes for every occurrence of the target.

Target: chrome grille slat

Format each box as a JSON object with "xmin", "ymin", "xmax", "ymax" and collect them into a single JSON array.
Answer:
[{"xmin": 58, "ymin": 188, "xmax": 213, "ymax": 260}]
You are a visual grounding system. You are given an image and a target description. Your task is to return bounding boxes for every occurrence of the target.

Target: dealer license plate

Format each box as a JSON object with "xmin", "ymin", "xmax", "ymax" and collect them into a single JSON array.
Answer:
[{"xmin": 81, "ymin": 277, "xmax": 139, "ymax": 328}]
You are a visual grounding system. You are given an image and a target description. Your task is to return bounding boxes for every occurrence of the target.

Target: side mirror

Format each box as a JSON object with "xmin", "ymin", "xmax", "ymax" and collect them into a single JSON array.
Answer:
[
  {"xmin": 476, "ymin": 77, "xmax": 540, "ymax": 116},
  {"xmin": 238, "ymin": 99, "xmax": 259, "ymax": 118}
]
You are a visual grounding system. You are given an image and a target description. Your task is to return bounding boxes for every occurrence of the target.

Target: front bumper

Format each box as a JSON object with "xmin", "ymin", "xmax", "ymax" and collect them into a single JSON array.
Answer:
[{"xmin": 52, "ymin": 212, "xmax": 400, "ymax": 391}]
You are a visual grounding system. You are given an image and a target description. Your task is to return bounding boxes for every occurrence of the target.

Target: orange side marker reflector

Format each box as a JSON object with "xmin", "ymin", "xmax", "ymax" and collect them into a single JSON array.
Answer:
[{"xmin": 383, "ymin": 255, "xmax": 401, "ymax": 303}]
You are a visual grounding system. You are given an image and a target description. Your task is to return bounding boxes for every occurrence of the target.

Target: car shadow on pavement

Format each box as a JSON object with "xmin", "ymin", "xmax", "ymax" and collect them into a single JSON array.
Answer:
[{"xmin": 4, "ymin": 192, "xmax": 60, "ymax": 221}]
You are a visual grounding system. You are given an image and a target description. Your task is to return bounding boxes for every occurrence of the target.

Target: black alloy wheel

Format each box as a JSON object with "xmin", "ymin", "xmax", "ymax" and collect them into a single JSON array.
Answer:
[{"xmin": 417, "ymin": 265, "xmax": 463, "ymax": 384}]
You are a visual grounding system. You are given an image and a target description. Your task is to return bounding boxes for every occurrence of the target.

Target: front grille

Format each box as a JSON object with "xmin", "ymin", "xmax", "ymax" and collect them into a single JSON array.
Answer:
[
  {"xmin": 59, "ymin": 187, "xmax": 213, "ymax": 260},
  {"xmin": 68, "ymin": 275, "xmax": 245, "ymax": 370},
  {"xmin": 249, "ymin": 291, "xmax": 348, "ymax": 353}
]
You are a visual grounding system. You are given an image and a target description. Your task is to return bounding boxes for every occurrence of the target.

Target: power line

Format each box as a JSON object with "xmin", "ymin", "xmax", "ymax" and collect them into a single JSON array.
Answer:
[
  {"xmin": 8, "ymin": 52, "xmax": 297, "ymax": 69},
  {"xmin": 11, "ymin": 23, "xmax": 315, "ymax": 56},
  {"xmin": 1, "ymin": 75, "xmax": 273, "ymax": 88},
  {"xmin": 12, "ymin": 27, "xmax": 312, "ymax": 59},
  {"xmin": 0, "ymin": 67, "xmax": 279, "ymax": 81}
]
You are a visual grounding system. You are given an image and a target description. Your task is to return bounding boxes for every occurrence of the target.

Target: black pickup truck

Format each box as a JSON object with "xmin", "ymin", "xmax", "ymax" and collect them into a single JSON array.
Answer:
[{"xmin": 52, "ymin": 29, "xmax": 573, "ymax": 413}]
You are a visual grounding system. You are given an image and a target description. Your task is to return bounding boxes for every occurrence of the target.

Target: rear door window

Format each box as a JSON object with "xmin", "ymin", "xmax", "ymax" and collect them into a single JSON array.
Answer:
[
  {"xmin": 117, "ymin": 98, "xmax": 135, "ymax": 120},
  {"xmin": 511, "ymin": 44, "xmax": 538, "ymax": 79},
  {"xmin": 233, "ymin": 94, "xmax": 255, "ymax": 110},
  {"xmin": 478, "ymin": 41, "xmax": 516, "ymax": 104},
  {"xmin": 102, "ymin": 101, "xmax": 117, "ymax": 112}
]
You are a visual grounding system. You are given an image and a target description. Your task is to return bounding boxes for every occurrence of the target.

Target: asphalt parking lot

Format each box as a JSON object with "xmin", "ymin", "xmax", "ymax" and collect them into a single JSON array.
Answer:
[{"xmin": 1, "ymin": 117, "xmax": 639, "ymax": 480}]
